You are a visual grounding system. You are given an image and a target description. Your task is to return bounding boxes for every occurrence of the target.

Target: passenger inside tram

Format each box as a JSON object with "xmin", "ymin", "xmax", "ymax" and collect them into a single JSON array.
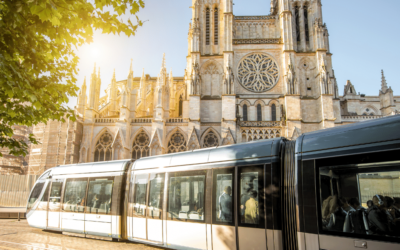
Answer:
[
  {"xmin": 218, "ymin": 186, "xmax": 232, "ymax": 222},
  {"xmin": 244, "ymin": 190, "xmax": 259, "ymax": 224}
]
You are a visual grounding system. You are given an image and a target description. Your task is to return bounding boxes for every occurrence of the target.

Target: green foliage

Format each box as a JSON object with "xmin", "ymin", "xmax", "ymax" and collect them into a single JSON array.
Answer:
[{"xmin": 0, "ymin": 0, "xmax": 144, "ymax": 157}]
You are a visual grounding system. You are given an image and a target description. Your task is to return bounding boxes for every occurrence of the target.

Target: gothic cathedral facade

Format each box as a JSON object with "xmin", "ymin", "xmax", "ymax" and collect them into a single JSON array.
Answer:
[{"xmin": 73, "ymin": 0, "xmax": 399, "ymax": 164}]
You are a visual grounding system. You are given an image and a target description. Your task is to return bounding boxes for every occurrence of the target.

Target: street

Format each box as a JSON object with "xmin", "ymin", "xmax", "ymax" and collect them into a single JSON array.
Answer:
[{"xmin": 0, "ymin": 219, "xmax": 162, "ymax": 250}]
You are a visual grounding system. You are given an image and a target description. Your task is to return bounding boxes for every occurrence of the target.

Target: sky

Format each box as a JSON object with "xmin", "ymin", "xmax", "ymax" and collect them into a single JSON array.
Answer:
[{"xmin": 69, "ymin": 0, "xmax": 400, "ymax": 108}]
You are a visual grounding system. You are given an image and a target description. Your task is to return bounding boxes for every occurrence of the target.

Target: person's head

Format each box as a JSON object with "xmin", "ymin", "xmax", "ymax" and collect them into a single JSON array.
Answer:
[
  {"xmin": 385, "ymin": 196, "xmax": 395, "ymax": 208},
  {"xmin": 224, "ymin": 186, "xmax": 232, "ymax": 196},
  {"xmin": 367, "ymin": 200, "xmax": 373, "ymax": 208},
  {"xmin": 250, "ymin": 190, "xmax": 258, "ymax": 199},
  {"xmin": 348, "ymin": 198, "xmax": 360, "ymax": 208},
  {"xmin": 372, "ymin": 195, "xmax": 385, "ymax": 207}
]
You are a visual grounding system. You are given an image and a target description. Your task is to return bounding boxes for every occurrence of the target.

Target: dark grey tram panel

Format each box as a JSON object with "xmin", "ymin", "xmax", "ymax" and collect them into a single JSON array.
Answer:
[{"xmin": 299, "ymin": 115, "xmax": 400, "ymax": 153}]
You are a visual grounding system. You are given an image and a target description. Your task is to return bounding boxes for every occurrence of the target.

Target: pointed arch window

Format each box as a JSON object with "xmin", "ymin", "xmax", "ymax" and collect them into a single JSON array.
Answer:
[
  {"xmin": 132, "ymin": 131, "xmax": 150, "ymax": 160},
  {"xmin": 94, "ymin": 132, "xmax": 113, "ymax": 162},
  {"xmin": 294, "ymin": 6, "xmax": 300, "ymax": 42},
  {"xmin": 271, "ymin": 104, "xmax": 277, "ymax": 121},
  {"xmin": 214, "ymin": 8, "xmax": 219, "ymax": 45},
  {"xmin": 206, "ymin": 8, "xmax": 210, "ymax": 45},
  {"xmin": 179, "ymin": 95, "xmax": 183, "ymax": 117},
  {"xmin": 303, "ymin": 5, "xmax": 309, "ymax": 42},
  {"xmin": 257, "ymin": 104, "xmax": 262, "ymax": 121},
  {"xmin": 243, "ymin": 104, "xmax": 248, "ymax": 121},
  {"xmin": 168, "ymin": 131, "xmax": 187, "ymax": 153},
  {"xmin": 203, "ymin": 130, "xmax": 219, "ymax": 148}
]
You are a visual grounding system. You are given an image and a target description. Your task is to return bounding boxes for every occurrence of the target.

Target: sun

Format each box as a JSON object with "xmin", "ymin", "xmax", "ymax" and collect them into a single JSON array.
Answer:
[{"xmin": 91, "ymin": 46, "xmax": 100, "ymax": 58}]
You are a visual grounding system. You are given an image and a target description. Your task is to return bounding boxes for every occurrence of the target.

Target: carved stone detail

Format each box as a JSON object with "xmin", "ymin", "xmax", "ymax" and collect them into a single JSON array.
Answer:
[{"xmin": 233, "ymin": 39, "xmax": 281, "ymax": 45}]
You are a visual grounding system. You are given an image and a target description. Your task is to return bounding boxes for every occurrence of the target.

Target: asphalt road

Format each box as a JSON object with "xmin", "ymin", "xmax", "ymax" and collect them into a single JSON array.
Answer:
[{"xmin": 0, "ymin": 219, "xmax": 163, "ymax": 250}]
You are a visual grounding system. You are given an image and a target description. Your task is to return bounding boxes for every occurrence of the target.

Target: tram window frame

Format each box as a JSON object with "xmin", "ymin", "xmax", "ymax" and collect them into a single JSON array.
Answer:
[
  {"xmin": 237, "ymin": 165, "xmax": 265, "ymax": 229},
  {"xmin": 132, "ymin": 173, "xmax": 149, "ymax": 218},
  {"xmin": 212, "ymin": 168, "xmax": 235, "ymax": 226},
  {"xmin": 147, "ymin": 173, "xmax": 165, "ymax": 220},
  {"xmin": 316, "ymin": 160, "xmax": 400, "ymax": 243},
  {"xmin": 85, "ymin": 177, "xmax": 115, "ymax": 215},
  {"xmin": 167, "ymin": 170, "xmax": 207, "ymax": 223},
  {"xmin": 48, "ymin": 179, "xmax": 64, "ymax": 212},
  {"xmin": 62, "ymin": 178, "xmax": 89, "ymax": 213}
]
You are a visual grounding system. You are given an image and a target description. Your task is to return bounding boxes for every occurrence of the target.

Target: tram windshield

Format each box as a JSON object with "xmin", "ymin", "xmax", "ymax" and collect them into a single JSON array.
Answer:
[
  {"xmin": 27, "ymin": 181, "xmax": 45, "ymax": 210},
  {"xmin": 319, "ymin": 165, "xmax": 400, "ymax": 238}
]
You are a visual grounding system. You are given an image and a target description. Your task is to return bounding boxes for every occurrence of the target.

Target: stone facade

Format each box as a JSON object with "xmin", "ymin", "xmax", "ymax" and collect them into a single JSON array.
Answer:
[{"xmin": 24, "ymin": 0, "xmax": 399, "ymax": 173}]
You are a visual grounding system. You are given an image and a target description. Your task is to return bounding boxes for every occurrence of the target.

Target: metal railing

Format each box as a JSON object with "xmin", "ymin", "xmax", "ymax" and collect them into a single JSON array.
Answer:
[{"xmin": 0, "ymin": 175, "xmax": 39, "ymax": 207}]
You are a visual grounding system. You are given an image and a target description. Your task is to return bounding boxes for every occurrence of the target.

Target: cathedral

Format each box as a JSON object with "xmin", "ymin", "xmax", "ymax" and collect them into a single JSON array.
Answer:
[{"xmin": 23, "ymin": 0, "xmax": 399, "ymax": 174}]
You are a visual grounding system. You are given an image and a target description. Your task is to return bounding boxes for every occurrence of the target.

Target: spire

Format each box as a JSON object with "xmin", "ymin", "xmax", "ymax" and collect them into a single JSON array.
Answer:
[
  {"xmin": 112, "ymin": 69, "xmax": 116, "ymax": 81},
  {"xmin": 93, "ymin": 63, "xmax": 96, "ymax": 74},
  {"xmin": 130, "ymin": 58, "xmax": 133, "ymax": 72},
  {"xmin": 97, "ymin": 67, "xmax": 100, "ymax": 78},
  {"xmin": 381, "ymin": 70, "xmax": 388, "ymax": 92}
]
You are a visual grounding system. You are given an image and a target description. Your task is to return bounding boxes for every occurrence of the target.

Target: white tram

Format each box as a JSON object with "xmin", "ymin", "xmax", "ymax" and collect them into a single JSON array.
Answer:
[{"xmin": 26, "ymin": 115, "xmax": 400, "ymax": 250}]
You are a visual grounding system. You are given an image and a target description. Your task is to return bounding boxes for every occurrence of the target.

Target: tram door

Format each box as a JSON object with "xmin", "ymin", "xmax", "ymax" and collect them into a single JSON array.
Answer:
[
  {"xmin": 47, "ymin": 179, "xmax": 64, "ymax": 229},
  {"xmin": 212, "ymin": 168, "xmax": 237, "ymax": 250},
  {"xmin": 236, "ymin": 165, "xmax": 267, "ymax": 250},
  {"xmin": 131, "ymin": 173, "xmax": 165, "ymax": 243}
]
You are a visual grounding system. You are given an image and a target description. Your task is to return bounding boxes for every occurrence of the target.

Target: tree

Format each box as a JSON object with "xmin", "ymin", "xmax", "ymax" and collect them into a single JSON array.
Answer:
[{"xmin": 0, "ymin": 0, "xmax": 144, "ymax": 157}]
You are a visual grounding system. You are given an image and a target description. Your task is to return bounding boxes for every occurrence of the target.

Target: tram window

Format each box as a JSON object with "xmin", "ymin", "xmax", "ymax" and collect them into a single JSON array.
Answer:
[
  {"xmin": 133, "ymin": 174, "xmax": 148, "ymax": 216},
  {"xmin": 27, "ymin": 182, "xmax": 45, "ymax": 210},
  {"xmin": 319, "ymin": 165, "xmax": 400, "ymax": 238},
  {"xmin": 213, "ymin": 168, "xmax": 234, "ymax": 224},
  {"xmin": 86, "ymin": 177, "xmax": 114, "ymax": 214},
  {"xmin": 148, "ymin": 173, "xmax": 165, "ymax": 219},
  {"xmin": 62, "ymin": 179, "xmax": 88, "ymax": 213},
  {"xmin": 238, "ymin": 165, "xmax": 265, "ymax": 228},
  {"xmin": 49, "ymin": 180, "xmax": 63, "ymax": 211},
  {"xmin": 168, "ymin": 171, "xmax": 206, "ymax": 221}
]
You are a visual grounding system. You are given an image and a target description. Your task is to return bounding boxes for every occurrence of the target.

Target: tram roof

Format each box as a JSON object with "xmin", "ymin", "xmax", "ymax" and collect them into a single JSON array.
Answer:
[
  {"xmin": 300, "ymin": 115, "xmax": 400, "ymax": 153},
  {"xmin": 50, "ymin": 160, "xmax": 131, "ymax": 176},
  {"xmin": 133, "ymin": 137, "xmax": 283, "ymax": 170}
]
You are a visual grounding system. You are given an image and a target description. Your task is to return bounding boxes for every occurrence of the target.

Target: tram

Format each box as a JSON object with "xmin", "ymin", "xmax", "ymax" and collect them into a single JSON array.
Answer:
[{"xmin": 26, "ymin": 115, "xmax": 400, "ymax": 250}]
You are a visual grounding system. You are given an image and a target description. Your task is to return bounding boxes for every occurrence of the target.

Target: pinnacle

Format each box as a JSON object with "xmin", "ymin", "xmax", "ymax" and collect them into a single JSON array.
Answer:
[
  {"xmin": 112, "ymin": 69, "xmax": 116, "ymax": 80},
  {"xmin": 93, "ymin": 63, "xmax": 96, "ymax": 74},
  {"xmin": 161, "ymin": 53, "xmax": 166, "ymax": 69},
  {"xmin": 381, "ymin": 69, "xmax": 388, "ymax": 91}
]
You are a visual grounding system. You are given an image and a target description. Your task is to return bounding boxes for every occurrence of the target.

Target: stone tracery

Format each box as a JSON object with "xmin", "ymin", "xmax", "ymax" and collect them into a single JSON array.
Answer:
[
  {"xmin": 94, "ymin": 132, "xmax": 113, "ymax": 162},
  {"xmin": 203, "ymin": 130, "xmax": 219, "ymax": 148},
  {"xmin": 238, "ymin": 53, "xmax": 279, "ymax": 92},
  {"xmin": 132, "ymin": 130, "xmax": 150, "ymax": 160},
  {"xmin": 168, "ymin": 131, "xmax": 187, "ymax": 153}
]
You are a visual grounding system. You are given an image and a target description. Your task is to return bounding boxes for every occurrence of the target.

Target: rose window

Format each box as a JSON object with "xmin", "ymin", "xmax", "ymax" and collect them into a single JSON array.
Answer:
[
  {"xmin": 237, "ymin": 53, "xmax": 279, "ymax": 92},
  {"xmin": 203, "ymin": 131, "xmax": 219, "ymax": 148},
  {"xmin": 168, "ymin": 131, "xmax": 187, "ymax": 153}
]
